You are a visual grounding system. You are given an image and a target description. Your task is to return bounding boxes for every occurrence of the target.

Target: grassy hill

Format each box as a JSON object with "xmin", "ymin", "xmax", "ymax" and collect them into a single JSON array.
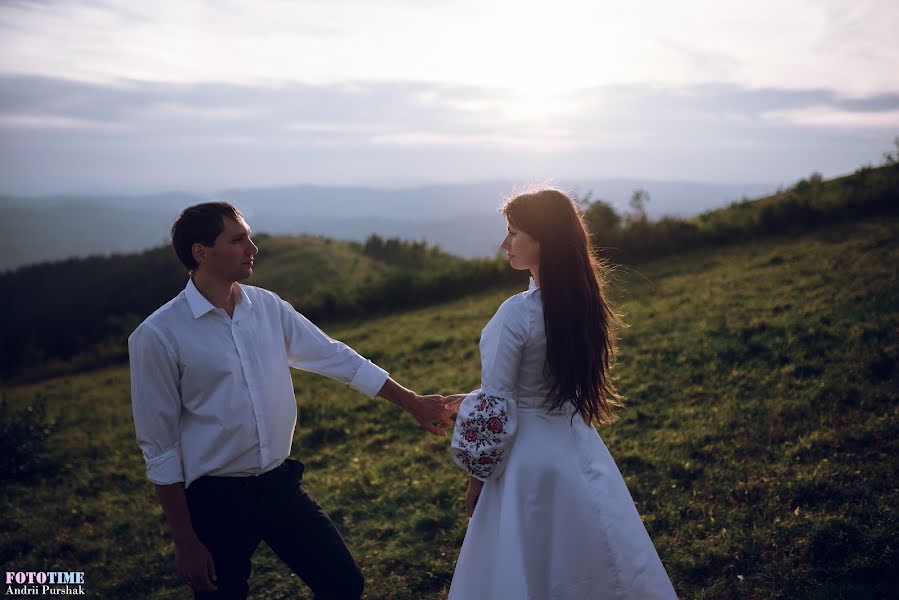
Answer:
[
  {"xmin": 0, "ymin": 232, "xmax": 518, "ymax": 379},
  {"xmin": 2, "ymin": 214, "xmax": 896, "ymax": 599},
  {"xmin": 691, "ymin": 164, "xmax": 896, "ymax": 234}
]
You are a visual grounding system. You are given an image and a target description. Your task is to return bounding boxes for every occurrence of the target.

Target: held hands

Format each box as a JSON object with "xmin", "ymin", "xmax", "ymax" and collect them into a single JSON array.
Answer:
[
  {"xmin": 443, "ymin": 393, "xmax": 467, "ymax": 415},
  {"xmin": 403, "ymin": 392, "xmax": 454, "ymax": 437},
  {"xmin": 407, "ymin": 391, "xmax": 469, "ymax": 435},
  {"xmin": 377, "ymin": 379, "xmax": 452, "ymax": 437}
]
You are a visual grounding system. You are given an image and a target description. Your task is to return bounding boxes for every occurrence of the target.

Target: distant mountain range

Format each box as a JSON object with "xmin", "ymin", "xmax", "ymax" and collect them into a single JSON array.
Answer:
[{"xmin": 0, "ymin": 179, "xmax": 776, "ymax": 271}]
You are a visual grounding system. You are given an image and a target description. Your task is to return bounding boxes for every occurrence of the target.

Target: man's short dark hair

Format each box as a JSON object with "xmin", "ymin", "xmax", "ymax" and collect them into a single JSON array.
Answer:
[{"xmin": 171, "ymin": 202, "xmax": 244, "ymax": 270}]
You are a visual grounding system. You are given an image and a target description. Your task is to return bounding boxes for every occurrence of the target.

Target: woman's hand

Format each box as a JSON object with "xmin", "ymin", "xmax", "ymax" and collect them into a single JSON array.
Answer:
[
  {"xmin": 444, "ymin": 394, "xmax": 467, "ymax": 416},
  {"xmin": 465, "ymin": 477, "xmax": 484, "ymax": 517}
]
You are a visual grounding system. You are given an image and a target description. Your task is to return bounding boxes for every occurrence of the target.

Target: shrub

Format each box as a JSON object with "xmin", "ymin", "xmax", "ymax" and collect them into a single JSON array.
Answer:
[{"xmin": 0, "ymin": 392, "xmax": 56, "ymax": 480}]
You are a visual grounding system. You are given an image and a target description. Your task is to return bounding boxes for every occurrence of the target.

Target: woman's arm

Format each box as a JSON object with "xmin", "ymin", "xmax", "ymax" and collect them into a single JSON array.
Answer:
[
  {"xmin": 465, "ymin": 477, "xmax": 484, "ymax": 516},
  {"xmin": 450, "ymin": 298, "xmax": 528, "ymax": 482}
]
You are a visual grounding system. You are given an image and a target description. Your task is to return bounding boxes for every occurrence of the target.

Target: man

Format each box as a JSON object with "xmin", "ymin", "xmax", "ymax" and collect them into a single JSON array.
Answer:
[{"xmin": 128, "ymin": 202, "xmax": 451, "ymax": 599}]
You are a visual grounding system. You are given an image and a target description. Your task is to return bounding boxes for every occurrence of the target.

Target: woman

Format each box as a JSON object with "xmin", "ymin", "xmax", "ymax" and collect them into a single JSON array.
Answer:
[{"xmin": 446, "ymin": 188, "xmax": 677, "ymax": 599}]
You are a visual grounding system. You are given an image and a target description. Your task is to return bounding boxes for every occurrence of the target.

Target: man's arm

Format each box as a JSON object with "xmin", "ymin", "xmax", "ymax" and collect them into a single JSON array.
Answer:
[
  {"xmin": 129, "ymin": 326, "xmax": 215, "ymax": 591},
  {"xmin": 155, "ymin": 484, "xmax": 217, "ymax": 592},
  {"xmin": 277, "ymin": 296, "xmax": 452, "ymax": 435},
  {"xmin": 376, "ymin": 377, "xmax": 453, "ymax": 437}
]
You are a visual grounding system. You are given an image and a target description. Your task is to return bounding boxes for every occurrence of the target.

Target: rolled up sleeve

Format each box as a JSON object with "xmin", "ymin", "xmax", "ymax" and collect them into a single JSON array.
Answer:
[
  {"xmin": 279, "ymin": 298, "xmax": 389, "ymax": 398},
  {"xmin": 128, "ymin": 323, "xmax": 185, "ymax": 485}
]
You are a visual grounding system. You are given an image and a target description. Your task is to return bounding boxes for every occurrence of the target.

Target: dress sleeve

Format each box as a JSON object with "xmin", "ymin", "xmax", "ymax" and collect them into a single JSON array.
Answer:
[{"xmin": 451, "ymin": 297, "xmax": 529, "ymax": 481}]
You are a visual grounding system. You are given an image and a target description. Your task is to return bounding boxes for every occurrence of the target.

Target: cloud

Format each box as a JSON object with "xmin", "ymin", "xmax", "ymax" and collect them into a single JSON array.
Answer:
[
  {"xmin": 763, "ymin": 107, "xmax": 899, "ymax": 130},
  {"xmin": 0, "ymin": 0, "xmax": 897, "ymax": 95},
  {"xmin": 0, "ymin": 113, "xmax": 128, "ymax": 131},
  {"xmin": 369, "ymin": 131, "xmax": 579, "ymax": 151},
  {"xmin": 0, "ymin": 75, "xmax": 895, "ymax": 194}
]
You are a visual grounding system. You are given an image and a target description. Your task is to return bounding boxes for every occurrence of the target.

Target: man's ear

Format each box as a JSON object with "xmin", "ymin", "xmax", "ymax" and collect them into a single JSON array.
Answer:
[{"xmin": 192, "ymin": 242, "xmax": 207, "ymax": 266}]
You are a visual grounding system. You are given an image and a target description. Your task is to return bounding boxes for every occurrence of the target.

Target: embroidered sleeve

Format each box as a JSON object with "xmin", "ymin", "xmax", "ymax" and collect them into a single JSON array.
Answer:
[{"xmin": 451, "ymin": 389, "xmax": 519, "ymax": 481}]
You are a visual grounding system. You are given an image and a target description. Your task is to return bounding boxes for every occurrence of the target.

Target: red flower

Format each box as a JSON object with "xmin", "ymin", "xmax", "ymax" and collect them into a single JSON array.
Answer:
[
  {"xmin": 486, "ymin": 417, "xmax": 504, "ymax": 434},
  {"xmin": 478, "ymin": 456, "xmax": 495, "ymax": 465},
  {"xmin": 463, "ymin": 429, "xmax": 478, "ymax": 442}
]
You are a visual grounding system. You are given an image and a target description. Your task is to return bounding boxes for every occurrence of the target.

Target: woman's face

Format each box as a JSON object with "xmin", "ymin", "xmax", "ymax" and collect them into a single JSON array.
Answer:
[{"xmin": 501, "ymin": 220, "xmax": 540, "ymax": 272}]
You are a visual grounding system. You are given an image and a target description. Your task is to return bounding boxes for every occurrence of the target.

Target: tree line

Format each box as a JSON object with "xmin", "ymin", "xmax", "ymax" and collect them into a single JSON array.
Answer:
[
  {"xmin": 0, "ymin": 235, "xmax": 524, "ymax": 380},
  {"xmin": 581, "ymin": 159, "xmax": 898, "ymax": 264}
]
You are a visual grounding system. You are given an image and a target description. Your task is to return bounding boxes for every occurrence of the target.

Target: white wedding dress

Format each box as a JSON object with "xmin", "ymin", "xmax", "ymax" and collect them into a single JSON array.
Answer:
[{"xmin": 449, "ymin": 280, "xmax": 678, "ymax": 600}]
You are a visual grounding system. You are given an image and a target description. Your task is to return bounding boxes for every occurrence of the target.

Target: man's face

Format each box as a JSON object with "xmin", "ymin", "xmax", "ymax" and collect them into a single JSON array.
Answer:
[{"xmin": 195, "ymin": 216, "xmax": 258, "ymax": 282}]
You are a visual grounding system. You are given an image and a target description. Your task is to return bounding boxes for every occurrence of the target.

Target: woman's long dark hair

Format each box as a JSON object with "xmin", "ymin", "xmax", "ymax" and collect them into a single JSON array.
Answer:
[{"xmin": 502, "ymin": 188, "xmax": 624, "ymax": 425}]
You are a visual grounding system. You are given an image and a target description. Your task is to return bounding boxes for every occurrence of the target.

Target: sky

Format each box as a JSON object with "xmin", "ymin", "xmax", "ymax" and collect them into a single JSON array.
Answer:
[{"xmin": 0, "ymin": 0, "xmax": 897, "ymax": 195}]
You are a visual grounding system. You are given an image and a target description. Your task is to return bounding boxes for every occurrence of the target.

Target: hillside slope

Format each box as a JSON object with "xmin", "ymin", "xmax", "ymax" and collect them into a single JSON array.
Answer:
[
  {"xmin": 2, "ymin": 216, "xmax": 897, "ymax": 599},
  {"xmin": 0, "ymin": 233, "xmax": 515, "ymax": 378}
]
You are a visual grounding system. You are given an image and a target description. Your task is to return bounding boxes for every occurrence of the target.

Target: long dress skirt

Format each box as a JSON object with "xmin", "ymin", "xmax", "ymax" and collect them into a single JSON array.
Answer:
[{"xmin": 448, "ymin": 406, "xmax": 678, "ymax": 600}]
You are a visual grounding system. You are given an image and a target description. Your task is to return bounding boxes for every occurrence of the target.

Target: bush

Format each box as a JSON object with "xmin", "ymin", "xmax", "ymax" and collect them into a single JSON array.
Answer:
[
  {"xmin": 579, "ymin": 162, "xmax": 899, "ymax": 264},
  {"xmin": 0, "ymin": 392, "xmax": 56, "ymax": 480}
]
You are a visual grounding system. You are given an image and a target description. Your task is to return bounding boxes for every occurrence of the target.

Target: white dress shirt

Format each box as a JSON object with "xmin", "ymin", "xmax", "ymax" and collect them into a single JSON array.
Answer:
[{"xmin": 128, "ymin": 278, "xmax": 389, "ymax": 488}]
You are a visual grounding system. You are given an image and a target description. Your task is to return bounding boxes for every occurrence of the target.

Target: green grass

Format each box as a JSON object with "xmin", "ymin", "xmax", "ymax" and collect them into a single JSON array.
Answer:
[{"xmin": 2, "ymin": 216, "xmax": 897, "ymax": 599}]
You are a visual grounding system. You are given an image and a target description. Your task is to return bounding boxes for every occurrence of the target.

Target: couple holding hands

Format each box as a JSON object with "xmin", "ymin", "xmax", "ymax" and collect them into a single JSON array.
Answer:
[{"xmin": 129, "ymin": 189, "xmax": 677, "ymax": 599}]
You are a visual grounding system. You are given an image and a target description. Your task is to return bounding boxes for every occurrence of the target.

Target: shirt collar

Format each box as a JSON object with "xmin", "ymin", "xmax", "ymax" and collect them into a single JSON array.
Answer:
[
  {"xmin": 233, "ymin": 284, "xmax": 253, "ymax": 320},
  {"xmin": 184, "ymin": 278, "xmax": 254, "ymax": 320},
  {"xmin": 528, "ymin": 277, "xmax": 540, "ymax": 291},
  {"xmin": 185, "ymin": 278, "xmax": 216, "ymax": 319}
]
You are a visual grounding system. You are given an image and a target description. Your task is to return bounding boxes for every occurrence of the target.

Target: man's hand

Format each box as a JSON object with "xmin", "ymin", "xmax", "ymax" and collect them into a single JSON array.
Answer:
[
  {"xmin": 154, "ymin": 483, "xmax": 217, "ymax": 593},
  {"xmin": 404, "ymin": 393, "xmax": 453, "ymax": 436},
  {"xmin": 175, "ymin": 537, "xmax": 218, "ymax": 592},
  {"xmin": 465, "ymin": 477, "xmax": 484, "ymax": 517},
  {"xmin": 377, "ymin": 378, "xmax": 452, "ymax": 436}
]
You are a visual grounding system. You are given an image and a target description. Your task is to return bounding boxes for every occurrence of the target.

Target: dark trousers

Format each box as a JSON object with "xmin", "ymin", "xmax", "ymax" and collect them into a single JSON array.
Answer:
[{"xmin": 185, "ymin": 459, "xmax": 364, "ymax": 600}]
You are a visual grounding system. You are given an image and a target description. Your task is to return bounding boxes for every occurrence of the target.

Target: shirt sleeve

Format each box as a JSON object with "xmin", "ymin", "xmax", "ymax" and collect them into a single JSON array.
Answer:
[
  {"xmin": 128, "ymin": 323, "xmax": 185, "ymax": 485},
  {"xmin": 277, "ymin": 297, "xmax": 389, "ymax": 398},
  {"xmin": 451, "ymin": 297, "xmax": 528, "ymax": 481}
]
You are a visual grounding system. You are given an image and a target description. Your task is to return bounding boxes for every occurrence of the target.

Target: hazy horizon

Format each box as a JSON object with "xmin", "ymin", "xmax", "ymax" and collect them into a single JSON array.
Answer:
[
  {"xmin": 2, "ymin": 177, "xmax": 785, "ymax": 270},
  {"xmin": 0, "ymin": 174, "xmax": 781, "ymax": 201}
]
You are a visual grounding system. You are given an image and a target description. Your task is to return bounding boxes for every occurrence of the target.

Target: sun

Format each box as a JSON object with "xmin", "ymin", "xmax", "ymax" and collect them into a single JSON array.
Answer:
[
  {"xmin": 442, "ymin": 3, "xmax": 631, "ymax": 123},
  {"xmin": 497, "ymin": 90, "xmax": 580, "ymax": 123}
]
